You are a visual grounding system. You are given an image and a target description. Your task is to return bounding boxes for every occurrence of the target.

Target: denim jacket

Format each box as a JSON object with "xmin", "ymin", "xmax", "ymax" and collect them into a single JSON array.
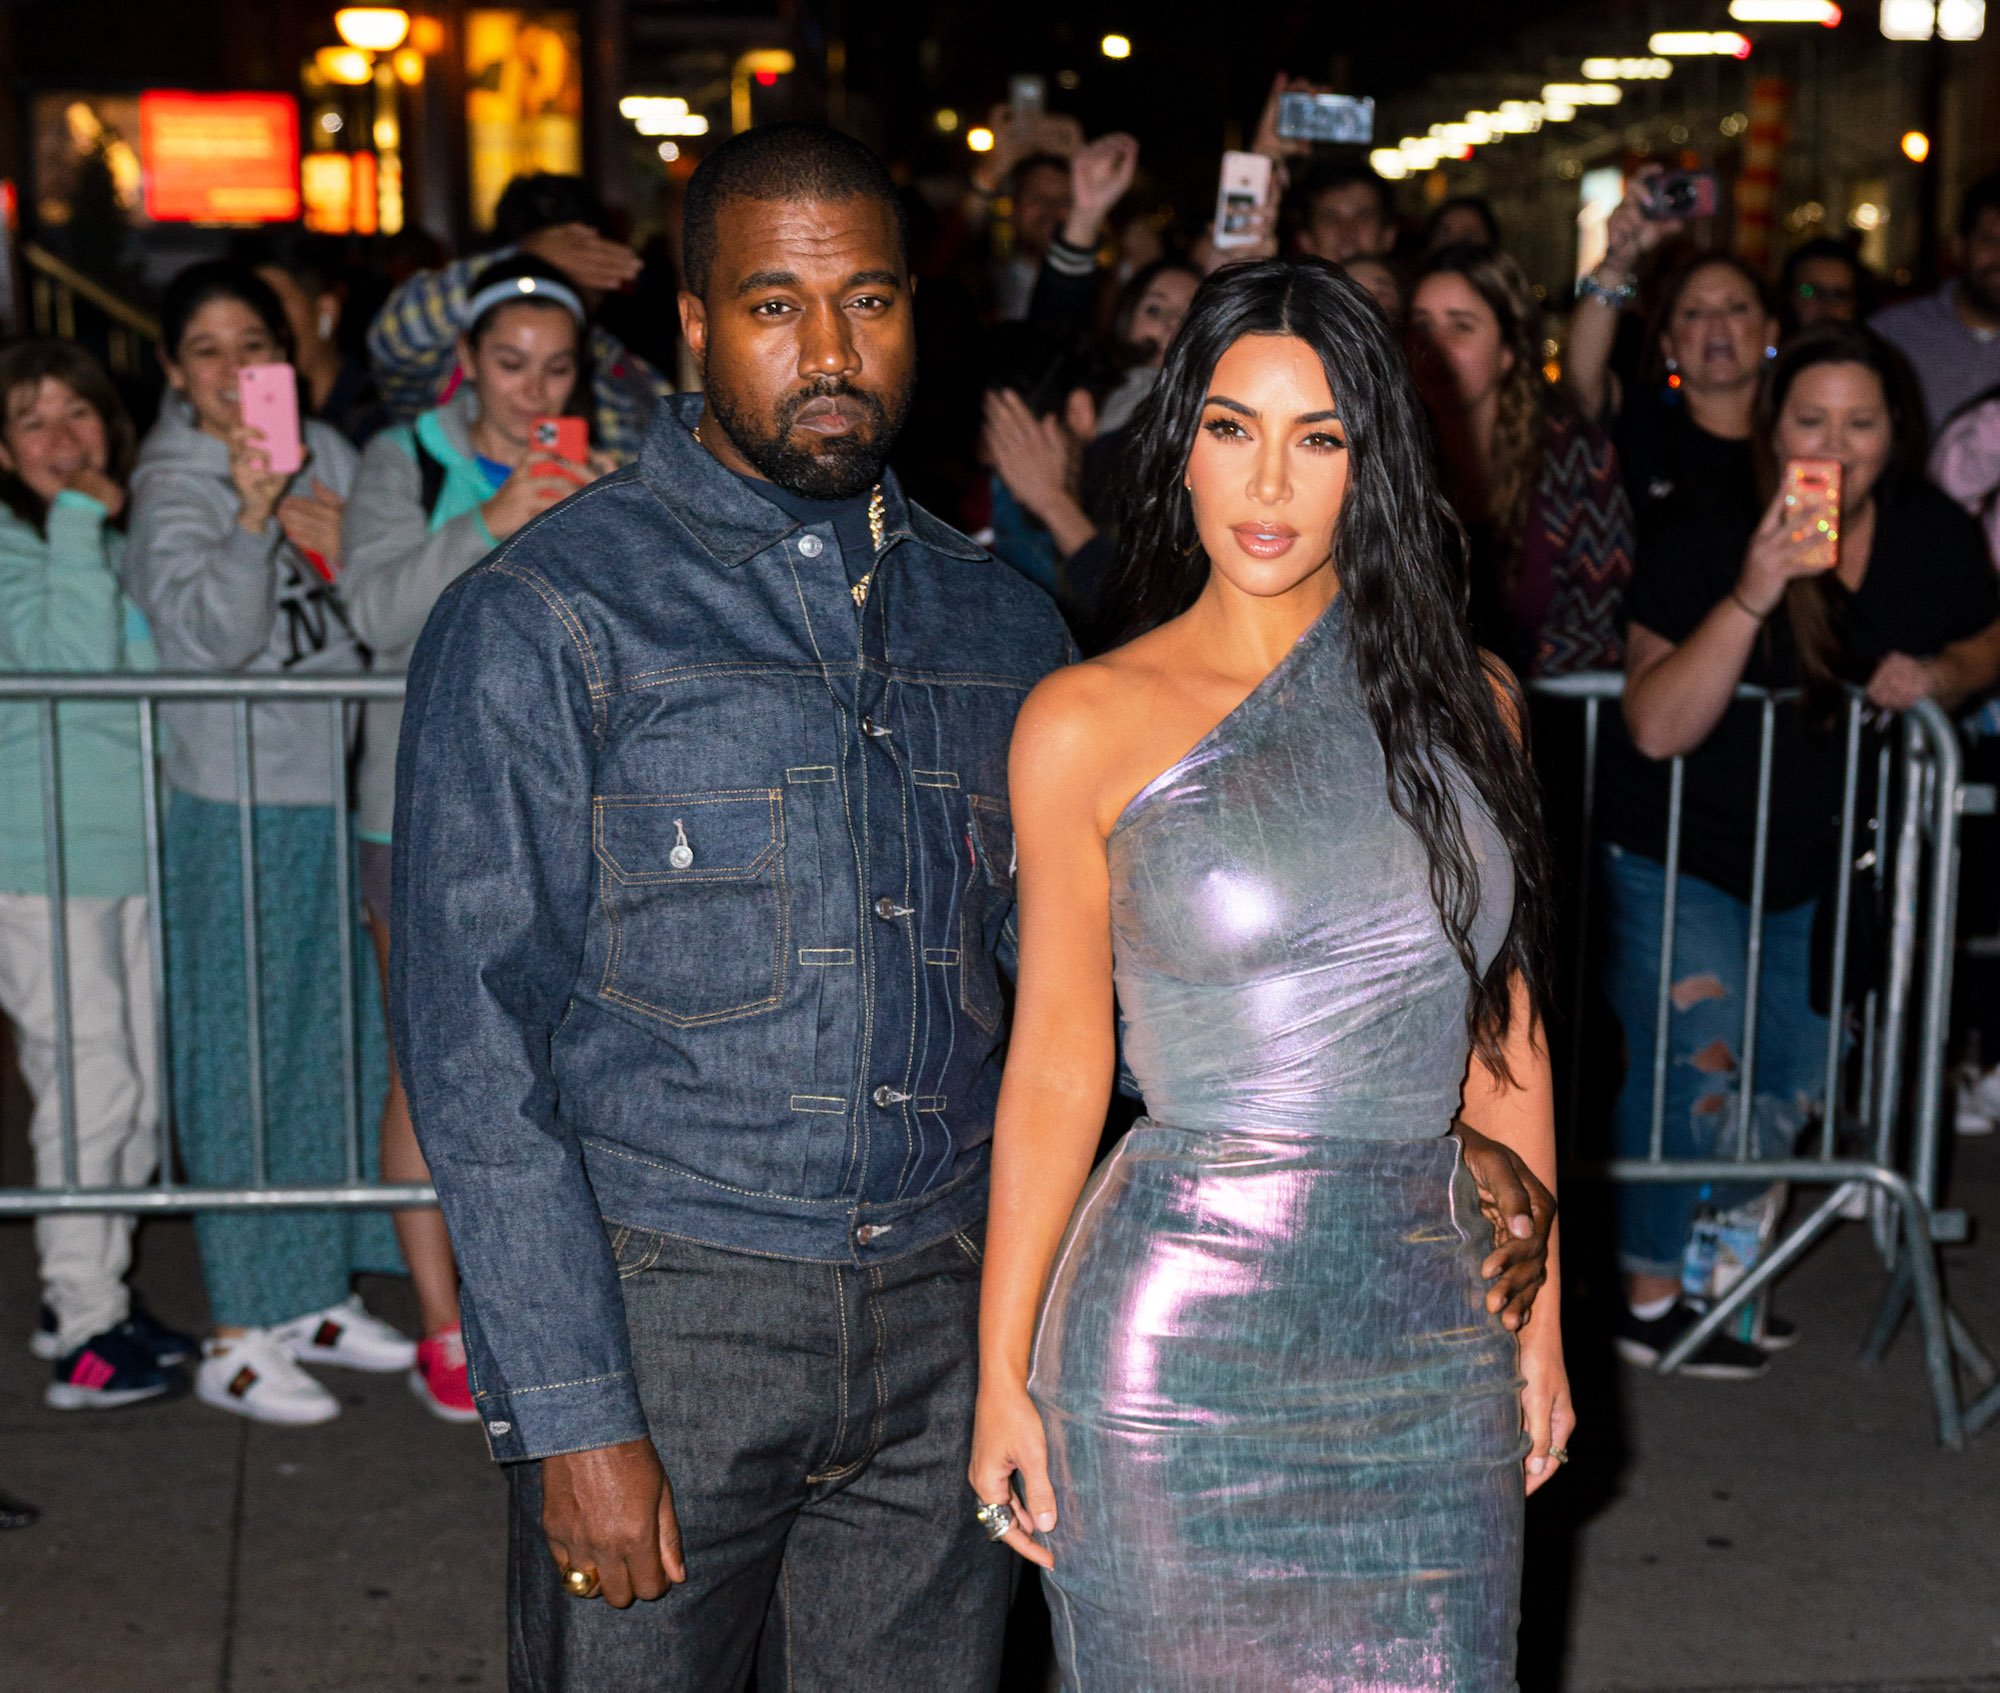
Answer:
[{"xmin": 392, "ymin": 394, "xmax": 1072, "ymax": 1460}]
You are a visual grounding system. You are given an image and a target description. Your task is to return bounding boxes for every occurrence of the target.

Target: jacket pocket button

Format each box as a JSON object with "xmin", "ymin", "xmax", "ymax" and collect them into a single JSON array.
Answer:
[
  {"xmin": 798, "ymin": 533, "xmax": 824, "ymax": 558},
  {"xmin": 872, "ymin": 1084, "xmax": 910, "ymax": 1108}
]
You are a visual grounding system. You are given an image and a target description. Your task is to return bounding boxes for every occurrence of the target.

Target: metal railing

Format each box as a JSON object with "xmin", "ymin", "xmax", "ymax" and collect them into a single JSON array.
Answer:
[
  {"xmin": 0, "ymin": 670, "xmax": 1990, "ymax": 1445},
  {"xmin": 22, "ymin": 243, "xmax": 161, "ymax": 380},
  {"xmin": 1530, "ymin": 674, "xmax": 1985, "ymax": 1448}
]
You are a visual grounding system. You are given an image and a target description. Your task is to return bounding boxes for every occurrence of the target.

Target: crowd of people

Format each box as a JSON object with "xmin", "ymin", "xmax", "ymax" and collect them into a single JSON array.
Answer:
[{"xmin": 4, "ymin": 81, "xmax": 2000, "ymax": 1446}]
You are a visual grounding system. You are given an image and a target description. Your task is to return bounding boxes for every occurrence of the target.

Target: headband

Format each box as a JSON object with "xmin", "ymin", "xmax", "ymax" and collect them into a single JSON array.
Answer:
[{"xmin": 465, "ymin": 272, "xmax": 587, "ymax": 329}]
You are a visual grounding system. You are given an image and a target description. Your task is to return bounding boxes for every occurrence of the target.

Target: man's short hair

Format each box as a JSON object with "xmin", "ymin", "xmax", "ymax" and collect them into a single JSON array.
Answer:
[
  {"xmin": 493, "ymin": 174, "xmax": 609, "ymax": 245},
  {"xmin": 1301, "ymin": 162, "xmax": 1392, "ymax": 222},
  {"xmin": 682, "ymin": 123, "xmax": 907, "ymax": 298},
  {"xmin": 1961, "ymin": 170, "xmax": 2000, "ymax": 238},
  {"xmin": 1011, "ymin": 153, "xmax": 1071, "ymax": 197}
]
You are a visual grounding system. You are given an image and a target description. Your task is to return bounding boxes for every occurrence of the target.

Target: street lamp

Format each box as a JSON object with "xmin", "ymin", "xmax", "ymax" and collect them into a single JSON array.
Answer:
[
  {"xmin": 1101, "ymin": 34, "xmax": 1132, "ymax": 58},
  {"xmin": 333, "ymin": 8, "xmax": 410, "ymax": 51},
  {"xmin": 1649, "ymin": 30, "xmax": 1755, "ymax": 53},
  {"xmin": 1728, "ymin": 1, "xmax": 1841, "ymax": 20},
  {"xmin": 1881, "ymin": 1, "xmax": 1984, "ymax": 41}
]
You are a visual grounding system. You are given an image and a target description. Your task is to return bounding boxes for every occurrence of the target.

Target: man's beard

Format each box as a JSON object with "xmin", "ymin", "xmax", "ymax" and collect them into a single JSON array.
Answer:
[{"xmin": 707, "ymin": 376, "xmax": 911, "ymax": 499}]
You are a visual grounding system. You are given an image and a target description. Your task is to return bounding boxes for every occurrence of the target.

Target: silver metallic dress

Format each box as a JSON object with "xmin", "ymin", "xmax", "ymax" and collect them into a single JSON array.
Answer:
[{"xmin": 1029, "ymin": 595, "xmax": 1527, "ymax": 1692}]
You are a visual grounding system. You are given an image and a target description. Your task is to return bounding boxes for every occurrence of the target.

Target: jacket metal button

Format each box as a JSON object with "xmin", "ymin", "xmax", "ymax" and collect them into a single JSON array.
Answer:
[
  {"xmin": 872, "ymin": 1084, "xmax": 909, "ymax": 1108},
  {"xmin": 874, "ymin": 896, "xmax": 908, "ymax": 920},
  {"xmin": 797, "ymin": 533, "xmax": 824, "ymax": 558},
  {"xmin": 861, "ymin": 715, "xmax": 889, "ymax": 738},
  {"xmin": 855, "ymin": 1223, "xmax": 893, "ymax": 1246}
]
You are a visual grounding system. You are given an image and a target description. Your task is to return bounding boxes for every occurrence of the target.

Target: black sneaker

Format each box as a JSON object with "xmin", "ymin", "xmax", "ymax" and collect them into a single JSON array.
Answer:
[
  {"xmin": 1614, "ymin": 1302, "xmax": 1770, "ymax": 1380},
  {"xmin": 124, "ymin": 1300, "xmax": 196, "ymax": 1367},
  {"xmin": 45, "ymin": 1326, "xmax": 177, "ymax": 1411},
  {"xmin": 0, "ymin": 1487, "xmax": 37, "ymax": 1530},
  {"xmin": 1758, "ymin": 1313, "xmax": 1799, "ymax": 1352}
]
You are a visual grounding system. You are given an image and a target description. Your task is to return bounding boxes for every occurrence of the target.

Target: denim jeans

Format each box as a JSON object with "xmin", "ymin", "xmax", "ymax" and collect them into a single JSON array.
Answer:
[
  {"xmin": 1597, "ymin": 843, "xmax": 1828, "ymax": 1280},
  {"xmin": 508, "ymin": 1225, "xmax": 1010, "ymax": 1692}
]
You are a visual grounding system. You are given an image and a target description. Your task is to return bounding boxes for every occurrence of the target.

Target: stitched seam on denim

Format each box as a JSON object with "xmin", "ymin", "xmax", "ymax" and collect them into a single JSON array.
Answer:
[
  {"xmin": 798, "ymin": 948, "xmax": 855, "ymax": 966},
  {"xmin": 860, "ymin": 1262, "xmax": 888, "ymax": 1471},
  {"xmin": 778, "ymin": 548, "xmax": 869, "ymax": 1197},
  {"xmin": 915, "ymin": 1096, "xmax": 946, "ymax": 1113},
  {"xmin": 814, "ymin": 1264, "xmax": 852, "ymax": 1477},
  {"xmin": 911, "ymin": 769, "xmax": 960, "ymax": 789},
  {"xmin": 780, "ymin": 1559, "xmax": 795, "ymax": 1692},
  {"xmin": 952, "ymin": 1227, "xmax": 982, "ymax": 1265},
  {"xmin": 786, "ymin": 765, "xmax": 835, "ymax": 783},
  {"xmin": 789, "ymin": 1094, "xmax": 847, "ymax": 1113},
  {"xmin": 501, "ymin": 1369, "xmax": 632, "ymax": 1395},
  {"xmin": 483, "ymin": 560, "xmax": 607, "ymax": 736},
  {"xmin": 858, "ymin": 658, "xmax": 1038, "ymax": 691},
  {"xmin": 885, "ymin": 687, "xmax": 921, "ymax": 1196},
  {"xmin": 923, "ymin": 947, "xmax": 959, "ymax": 965},
  {"xmin": 584, "ymin": 1138, "xmax": 862, "ymax": 1202},
  {"xmin": 600, "ymin": 660, "xmax": 833, "ymax": 697}
]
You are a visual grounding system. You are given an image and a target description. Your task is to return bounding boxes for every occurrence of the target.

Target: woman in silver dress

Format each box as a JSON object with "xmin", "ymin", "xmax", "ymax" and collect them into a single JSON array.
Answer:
[{"xmin": 970, "ymin": 259, "xmax": 1574, "ymax": 1691}]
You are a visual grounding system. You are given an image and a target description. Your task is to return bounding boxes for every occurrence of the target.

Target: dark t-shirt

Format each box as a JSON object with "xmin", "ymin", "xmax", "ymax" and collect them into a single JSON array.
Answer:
[
  {"xmin": 1613, "ymin": 388, "xmax": 1758, "ymax": 554},
  {"xmin": 1598, "ymin": 474, "xmax": 2000, "ymax": 907},
  {"xmin": 727, "ymin": 467, "xmax": 878, "ymax": 589}
]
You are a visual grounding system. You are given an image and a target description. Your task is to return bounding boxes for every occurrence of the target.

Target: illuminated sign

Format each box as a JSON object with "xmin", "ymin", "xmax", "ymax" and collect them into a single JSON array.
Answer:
[{"xmin": 138, "ymin": 91, "xmax": 301, "ymax": 224}]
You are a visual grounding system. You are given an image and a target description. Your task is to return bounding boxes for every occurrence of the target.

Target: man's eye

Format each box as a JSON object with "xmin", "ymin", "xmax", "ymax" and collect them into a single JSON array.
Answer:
[{"xmin": 753, "ymin": 300, "xmax": 794, "ymax": 317}]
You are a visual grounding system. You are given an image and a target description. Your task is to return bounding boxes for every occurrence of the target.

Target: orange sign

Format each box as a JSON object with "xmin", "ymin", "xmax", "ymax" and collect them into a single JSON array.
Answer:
[{"xmin": 138, "ymin": 91, "xmax": 301, "ymax": 224}]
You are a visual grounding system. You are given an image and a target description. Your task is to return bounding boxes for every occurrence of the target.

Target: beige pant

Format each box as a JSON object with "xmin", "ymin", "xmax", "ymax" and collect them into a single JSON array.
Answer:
[{"xmin": 0, "ymin": 895, "xmax": 158, "ymax": 1353}]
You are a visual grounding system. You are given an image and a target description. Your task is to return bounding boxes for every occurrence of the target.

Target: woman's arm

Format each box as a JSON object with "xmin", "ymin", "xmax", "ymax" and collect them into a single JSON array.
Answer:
[
  {"xmin": 1563, "ymin": 168, "xmax": 1681, "ymax": 425},
  {"xmin": 1866, "ymin": 614, "xmax": 2000, "ymax": 714},
  {"xmin": 1459, "ymin": 973, "xmax": 1574, "ymax": 1495},
  {"xmin": 969, "ymin": 666, "xmax": 1121, "ymax": 1568}
]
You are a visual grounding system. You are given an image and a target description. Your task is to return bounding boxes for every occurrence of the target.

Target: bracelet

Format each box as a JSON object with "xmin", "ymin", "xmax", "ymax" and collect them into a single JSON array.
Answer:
[
  {"xmin": 1729, "ymin": 587, "xmax": 1775, "ymax": 622},
  {"xmin": 1575, "ymin": 272, "xmax": 1638, "ymax": 309}
]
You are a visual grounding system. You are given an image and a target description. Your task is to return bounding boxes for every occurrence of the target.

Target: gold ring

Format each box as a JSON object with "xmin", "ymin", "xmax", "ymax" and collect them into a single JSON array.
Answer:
[
  {"xmin": 562, "ymin": 1566, "xmax": 601, "ymax": 1599},
  {"xmin": 1547, "ymin": 1446, "xmax": 1570, "ymax": 1466}
]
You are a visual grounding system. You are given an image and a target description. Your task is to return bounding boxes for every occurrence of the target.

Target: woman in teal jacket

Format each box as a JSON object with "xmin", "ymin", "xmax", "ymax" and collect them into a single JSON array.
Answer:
[
  {"xmin": 345, "ymin": 255, "xmax": 599, "ymax": 1420},
  {"xmin": 0, "ymin": 340, "xmax": 186, "ymax": 1411}
]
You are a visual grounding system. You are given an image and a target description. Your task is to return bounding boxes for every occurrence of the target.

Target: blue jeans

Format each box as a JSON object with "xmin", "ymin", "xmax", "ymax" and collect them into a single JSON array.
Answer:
[
  {"xmin": 1596, "ymin": 844, "xmax": 1828, "ymax": 1280},
  {"xmin": 507, "ymin": 1224, "xmax": 1010, "ymax": 1691}
]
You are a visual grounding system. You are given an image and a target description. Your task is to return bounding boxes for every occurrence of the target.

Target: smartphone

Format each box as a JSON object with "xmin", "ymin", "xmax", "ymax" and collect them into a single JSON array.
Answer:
[
  {"xmin": 531, "ymin": 415, "xmax": 589, "ymax": 464},
  {"xmin": 1643, "ymin": 170, "xmax": 1720, "ymax": 222},
  {"xmin": 1008, "ymin": 74, "xmax": 1046, "ymax": 118},
  {"xmin": 1275, "ymin": 92, "xmax": 1376, "ymax": 146},
  {"xmin": 1213, "ymin": 151, "xmax": 1276, "ymax": 250},
  {"xmin": 238, "ymin": 363, "xmax": 302, "ymax": 476},
  {"xmin": 1781, "ymin": 458, "xmax": 1842, "ymax": 570}
]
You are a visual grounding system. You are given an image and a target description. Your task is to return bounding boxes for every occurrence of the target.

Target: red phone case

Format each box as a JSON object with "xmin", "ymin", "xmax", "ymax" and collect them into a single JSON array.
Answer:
[
  {"xmin": 532, "ymin": 415, "xmax": 589, "ymax": 464},
  {"xmin": 238, "ymin": 363, "xmax": 303, "ymax": 476}
]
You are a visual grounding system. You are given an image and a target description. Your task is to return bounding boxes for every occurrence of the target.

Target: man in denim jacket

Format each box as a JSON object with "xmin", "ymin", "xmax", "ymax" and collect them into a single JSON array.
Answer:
[
  {"xmin": 393, "ymin": 126, "xmax": 1063, "ymax": 1688},
  {"xmin": 395, "ymin": 126, "xmax": 1556, "ymax": 1690}
]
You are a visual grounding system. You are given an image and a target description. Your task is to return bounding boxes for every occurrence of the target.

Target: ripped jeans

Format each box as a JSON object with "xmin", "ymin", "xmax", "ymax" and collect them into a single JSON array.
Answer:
[{"xmin": 1597, "ymin": 843, "xmax": 1828, "ymax": 1280}]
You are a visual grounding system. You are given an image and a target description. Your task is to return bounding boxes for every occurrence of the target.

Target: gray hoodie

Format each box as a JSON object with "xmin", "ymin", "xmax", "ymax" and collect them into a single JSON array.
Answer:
[
  {"xmin": 125, "ymin": 395, "xmax": 362, "ymax": 807},
  {"xmin": 343, "ymin": 387, "xmax": 497, "ymax": 839}
]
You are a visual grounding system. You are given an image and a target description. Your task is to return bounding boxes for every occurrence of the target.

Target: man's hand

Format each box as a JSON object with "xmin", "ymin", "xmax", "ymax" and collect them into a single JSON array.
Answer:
[
  {"xmin": 1452, "ymin": 1120, "xmax": 1555, "ymax": 1331},
  {"xmin": 518, "ymin": 222, "xmax": 643, "ymax": 295},
  {"xmin": 1062, "ymin": 133, "xmax": 1139, "ymax": 251},
  {"xmin": 540, "ymin": 1436, "xmax": 685, "ymax": 1608}
]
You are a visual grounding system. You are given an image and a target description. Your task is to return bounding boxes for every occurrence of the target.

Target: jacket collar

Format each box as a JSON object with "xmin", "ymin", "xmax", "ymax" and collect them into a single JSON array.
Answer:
[{"xmin": 638, "ymin": 392, "xmax": 985, "ymax": 567}]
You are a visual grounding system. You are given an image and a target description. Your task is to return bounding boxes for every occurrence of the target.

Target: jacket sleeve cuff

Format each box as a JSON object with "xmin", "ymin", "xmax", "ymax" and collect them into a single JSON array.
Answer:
[{"xmin": 470, "ymin": 1360, "xmax": 651, "ymax": 1464}]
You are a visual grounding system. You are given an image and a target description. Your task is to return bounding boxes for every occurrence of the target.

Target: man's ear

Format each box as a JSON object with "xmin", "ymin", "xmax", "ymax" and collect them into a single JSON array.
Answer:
[
  {"xmin": 157, "ymin": 346, "xmax": 184, "ymax": 395},
  {"xmin": 678, "ymin": 291, "xmax": 707, "ymax": 367}
]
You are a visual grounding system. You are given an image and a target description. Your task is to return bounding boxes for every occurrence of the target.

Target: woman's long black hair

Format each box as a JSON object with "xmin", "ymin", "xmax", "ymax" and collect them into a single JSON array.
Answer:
[{"xmin": 1103, "ymin": 257, "xmax": 1552, "ymax": 1071}]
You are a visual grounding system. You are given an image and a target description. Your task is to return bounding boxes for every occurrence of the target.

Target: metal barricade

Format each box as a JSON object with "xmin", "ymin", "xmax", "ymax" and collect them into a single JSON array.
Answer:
[
  {"xmin": 1531, "ymin": 673, "xmax": 1982, "ymax": 1448},
  {"xmin": 0, "ymin": 670, "xmax": 1989, "ymax": 1445},
  {"xmin": 0, "ymin": 673, "xmax": 432, "ymax": 1221}
]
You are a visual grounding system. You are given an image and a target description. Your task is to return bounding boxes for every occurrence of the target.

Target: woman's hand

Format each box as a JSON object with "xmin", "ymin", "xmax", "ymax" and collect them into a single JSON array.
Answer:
[
  {"xmin": 1866, "ymin": 652, "xmax": 1943, "ymax": 712},
  {"xmin": 227, "ymin": 424, "xmax": 291, "ymax": 533},
  {"xmin": 277, "ymin": 477, "xmax": 346, "ymax": 571},
  {"xmin": 968, "ymin": 1378, "xmax": 1058, "ymax": 1570},
  {"xmin": 64, "ymin": 466, "xmax": 126, "ymax": 521},
  {"xmin": 1736, "ymin": 485, "xmax": 1836, "ymax": 617},
  {"xmin": 1062, "ymin": 133, "xmax": 1140, "ymax": 251},
  {"xmin": 1598, "ymin": 165, "xmax": 1683, "ymax": 282},
  {"xmin": 1518, "ymin": 1323, "xmax": 1574, "ymax": 1498},
  {"xmin": 483, "ymin": 452, "xmax": 589, "ymax": 541}
]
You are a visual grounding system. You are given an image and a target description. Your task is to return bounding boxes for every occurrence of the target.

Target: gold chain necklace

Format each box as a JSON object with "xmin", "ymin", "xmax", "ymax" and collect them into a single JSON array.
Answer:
[{"xmin": 695, "ymin": 422, "xmax": 885, "ymax": 606}]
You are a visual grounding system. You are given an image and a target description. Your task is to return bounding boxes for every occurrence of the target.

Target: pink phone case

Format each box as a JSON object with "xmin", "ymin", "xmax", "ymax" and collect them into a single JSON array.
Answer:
[{"xmin": 238, "ymin": 363, "xmax": 303, "ymax": 476}]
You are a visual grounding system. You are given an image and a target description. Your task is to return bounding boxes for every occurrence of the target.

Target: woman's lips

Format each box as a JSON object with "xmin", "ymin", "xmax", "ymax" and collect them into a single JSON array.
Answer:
[{"xmin": 1230, "ymin": 522, "xmax": 1299, "ymax": 559}]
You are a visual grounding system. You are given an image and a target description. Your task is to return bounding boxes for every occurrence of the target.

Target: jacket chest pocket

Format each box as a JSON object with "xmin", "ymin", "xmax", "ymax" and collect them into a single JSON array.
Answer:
[
  {"xmin": 959, "ymin": 794, "xmax": 1014, "ymax": 1034},
  {"xmin": 593, "ymin": 790, "xmax": 788, "ymax": 1027}
]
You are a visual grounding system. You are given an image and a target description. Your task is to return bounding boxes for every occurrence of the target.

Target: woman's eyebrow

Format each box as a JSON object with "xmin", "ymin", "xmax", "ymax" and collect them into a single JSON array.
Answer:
[{"xmin": 1202, "ymin": 394, "xmax": 1255, "ymax": 417}]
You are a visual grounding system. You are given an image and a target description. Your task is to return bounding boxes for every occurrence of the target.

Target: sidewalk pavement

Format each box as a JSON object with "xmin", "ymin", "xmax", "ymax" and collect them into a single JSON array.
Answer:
[{"xmin": 4, "ymin": 1139, "xmax": 2000, "ymax": 1691}]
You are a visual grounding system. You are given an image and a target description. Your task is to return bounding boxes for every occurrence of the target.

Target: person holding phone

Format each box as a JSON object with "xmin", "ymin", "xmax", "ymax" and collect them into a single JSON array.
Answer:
[
  {"xmin": 1596, "ymin": 323, "xmax": 2000, "ymax": 1376},
  {"xmin": 126, "ymin": 260, "xmax": 414, "ymax": 1427},
  {"xmin": 1565, "ymin": 168, "xmax": 1778, "ymax": 556},
  {"xmin": 343, "ymin": 254, "xmax": 603, "ymax": 1421},
  {"xmin": 0, "ymin": 340, "xmax": 194, "ymax": 1411}
]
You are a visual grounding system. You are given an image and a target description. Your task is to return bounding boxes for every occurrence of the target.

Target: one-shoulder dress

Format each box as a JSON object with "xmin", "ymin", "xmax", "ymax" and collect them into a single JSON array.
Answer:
[{"xmin": 1028, "ymin": 594, "xmax": 1528, "ymax": 1692}]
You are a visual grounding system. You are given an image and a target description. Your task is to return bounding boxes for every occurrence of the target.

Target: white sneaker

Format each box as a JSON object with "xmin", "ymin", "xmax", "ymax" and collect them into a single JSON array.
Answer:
[
  {"xmin": 271, "ymin": 1295, "xmax": 417, "ymax": 1373},
  {"xmin": 1955, "ymin": 1063, "xmax": 2000, "ymax": 1133},
  {"xmin": 196, "ymin": 1331, "xmax": 340, "ymax": 1425}
]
